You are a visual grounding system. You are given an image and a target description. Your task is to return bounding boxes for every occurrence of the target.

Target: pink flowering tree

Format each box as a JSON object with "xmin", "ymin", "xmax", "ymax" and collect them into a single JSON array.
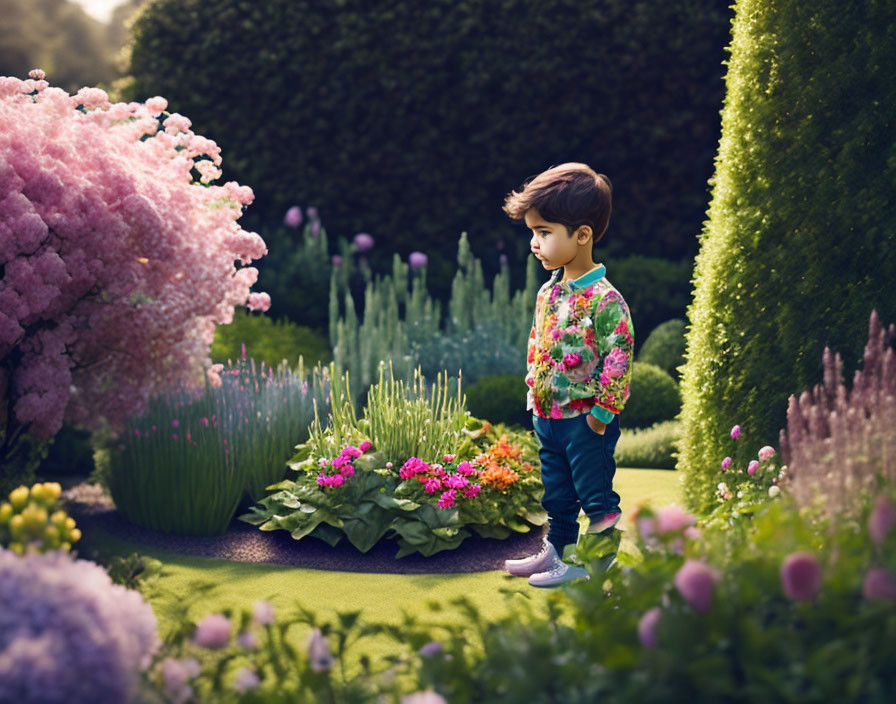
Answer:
[{"xmin": 0, "ymin": 70, "xmax": 270, "ymax": 475}]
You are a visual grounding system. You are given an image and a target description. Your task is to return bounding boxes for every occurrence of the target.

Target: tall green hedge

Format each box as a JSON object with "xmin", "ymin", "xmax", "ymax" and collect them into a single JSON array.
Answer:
[
  {"xmin": 123, "ymin": 0, "xmax": 732, "ymax": 275},
  {"xmin": 677, "ymin": 0, "xmax": 896, "ymax": 514}
]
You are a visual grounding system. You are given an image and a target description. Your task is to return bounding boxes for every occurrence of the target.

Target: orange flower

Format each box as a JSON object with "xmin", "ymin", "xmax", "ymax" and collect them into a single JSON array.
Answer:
[
  {"xmin": 489, "ymin": 434, "xmax": 521, "ymax": 461},
  {"xmin": 478, "ymin": 465, "xmax": 519, "ymax": 491}
]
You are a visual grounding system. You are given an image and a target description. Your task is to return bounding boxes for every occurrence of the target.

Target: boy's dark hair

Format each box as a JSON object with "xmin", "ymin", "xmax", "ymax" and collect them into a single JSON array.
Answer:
[{"xmin": 502, "ymin": 162, "xmax": 612, "ymax": 244}]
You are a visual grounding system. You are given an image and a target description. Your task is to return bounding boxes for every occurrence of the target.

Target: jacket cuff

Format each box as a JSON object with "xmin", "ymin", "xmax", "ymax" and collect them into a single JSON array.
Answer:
[{"xmin": 590, "ymin": 405, "xmax": 617, "ymax": 424}]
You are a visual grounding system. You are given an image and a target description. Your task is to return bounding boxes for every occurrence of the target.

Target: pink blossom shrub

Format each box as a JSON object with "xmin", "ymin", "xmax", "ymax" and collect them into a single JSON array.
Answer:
[
  {"xmin": 779, "ymin": 310, "xmax": 895, "ymax": 522},
  {"xmin": 0, "ymin": 70, "xmax": 270, "ymax": 459}
]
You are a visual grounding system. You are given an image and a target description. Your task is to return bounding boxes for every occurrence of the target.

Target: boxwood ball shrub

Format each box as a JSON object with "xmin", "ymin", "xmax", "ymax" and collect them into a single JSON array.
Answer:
[
  {"xmin": 638, "ymin": 319, "xmax": 687, "ymax": 382},
  {"xmin": 676, "ymin": 0, "xmax": 896, "ymax": 514},
  {"xmin": 462, "ymin": 374, "xmax": 530, "ymax": 429},
  {"xmin": 621, "ymin": 361, "xmax": 681, "ymax": 430}
]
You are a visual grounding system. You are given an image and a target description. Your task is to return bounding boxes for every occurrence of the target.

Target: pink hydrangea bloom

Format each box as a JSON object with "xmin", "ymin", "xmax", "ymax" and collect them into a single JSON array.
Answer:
[
  {"xmin": 655, "ymin": 505, "xmax": 696, "ymax": 534},
  {"xmin": 463, "ymin": 484, "xmax": 481, "ymax": 498},
  {"xmin": 438, "ymin": 490, "xmax": 457, "ymax": 508},
  {"xmin": 747, "ymin": 460, "xmax": 759, "ymax": 475},
  {"xmin": 674, "ymin": 559, "xmax": 722, "ymax": 614},
  {"xmin": 780, "ymin": 551, "xmax": 822, "ymax": 602},
  {"xmin": 758, "ymin": 446, "xmax": 776, "ymax": 461}
]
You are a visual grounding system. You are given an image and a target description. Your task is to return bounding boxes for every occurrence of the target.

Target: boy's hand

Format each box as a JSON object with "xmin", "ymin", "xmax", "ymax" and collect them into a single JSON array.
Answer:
[{"xmin": 585, "ymin": 414, "xmax": 607, "ymax": 435}]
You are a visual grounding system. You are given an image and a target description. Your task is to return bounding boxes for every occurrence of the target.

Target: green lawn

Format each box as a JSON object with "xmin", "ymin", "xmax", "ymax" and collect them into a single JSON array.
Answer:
[{"xmin": 76, "ymin": 468, "xmax": 681, "ymax": 685}]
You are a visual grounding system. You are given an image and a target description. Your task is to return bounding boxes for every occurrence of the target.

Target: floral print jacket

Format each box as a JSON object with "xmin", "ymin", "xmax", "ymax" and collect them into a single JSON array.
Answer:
[{"xmin": 526, "ymin": 263, "xmax": 634, "ymax": 421}]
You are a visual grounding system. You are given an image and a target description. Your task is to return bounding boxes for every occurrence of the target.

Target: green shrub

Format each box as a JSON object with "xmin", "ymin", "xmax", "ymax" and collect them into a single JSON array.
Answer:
[
  {"xmin": 677, "ymin": 0, "xmax": 896, "ymax": 514},
  {"xmin": 210, "ymin": 305, "xmax": 331, "ymax": 373},
  {"xmin": 616, "ymin": 419, "xmax": 682, "ymax": 470},
  {"xmin": 638, "ymin": 319, "xmax": 687, "ymax": 382},
  {"xmin": 455, "ymin": 375, "xmax": 530, "ymax": 430},
  {"xmin": 35, "ymin": 423, "xmax": 96, "ymax": 478},
  {"xmin": 125, "ymin": 0, "xmax": 732, "ymax": 271},
  {"xmin": 622, "ymin": 361, "xmax": 681, "ymax": 429},
  {"xmin": 610, "ymin": 258, "xmax": 695, "ymax": 353}
]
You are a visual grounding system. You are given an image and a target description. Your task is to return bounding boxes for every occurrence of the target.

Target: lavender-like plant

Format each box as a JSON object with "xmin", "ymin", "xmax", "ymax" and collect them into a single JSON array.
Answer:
[
  {"xmin": 0, "ymin": 547, "xmax": 160, "ymax": 703},
  {"xmin": 779, "ymin": 309, "xmax": 896, "ymax": 522}
]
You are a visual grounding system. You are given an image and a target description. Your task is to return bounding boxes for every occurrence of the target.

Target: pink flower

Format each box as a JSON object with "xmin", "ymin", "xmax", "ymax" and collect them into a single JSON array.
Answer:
[
  {"xmin": 339, "ymin": 464, "xmax": 355, "ymax": 477},
  {"xmin": 342, "ymin": 445, "xmax": 363, "ymax": 458},
  {"xmin": 456, "ymin": 461, "xmax": 474, "ymax": 476},
  {"xmin": 563, "ymin": 352, "xmax": 582, "ymax": 368},
  {"xmin": 747, "ymin": 460, "xmax": 759, "ymax": 475},
  {"xmin": 868, "ymin": 495, "xmax": 896, "ymax": 548},
  {"xmin": 232, "ymin": 666, "xmax": 260, "ymax": 692},
  {"xmin": 684, "ymin": 526, "xmax": 702, "ymax": 541},
  {"xmin": 443, "ymin": 454, "xmax": 455, "ymax": 463},
  {"xmin": 721, "ymin": 457, "xmax": 732, "ymax": 471},
  {"xmin": 253, "ymin": 600, "xmax": 275, "ymax": 625},
  {"xmin": 674, "ymin": 559, "xmax": 722, "ymax": 614},
  {"xmin": 758, "ymin": 446, "xmax": 776, "ymax": 461},
  {"xmin": 862, "ymin": 567, "xmax": 896, "ymax": 604},
  {"xmin": 463, "ymin": 484, "xmax": 481, "ymax": 498},
  {"xmin": 283, "ymin": 206, "xmax": 302, "ymax": 228},
  {"xmin": 655, "ymin": 505, "xmax": 696, "ymax": 535},
  {"xmin": 306, "ymin": 628, "xmax": 334, "ymax": 673},
  {"xmin": 637, "ymin": 607, "xmax": 662, "ymax": 648},
  {"xmin": 424, "ymin": 478, "xmax": 442, "ymax": 494},
  {"xmin": 354, "ymin": 232, "xmax": 374, "ymax": 251},
  {"xmin": 730, "ymin": 425, "xmax": 741, "ymax": 439},
  {"xmin": 780, "ymin": 551, "xmax": 822, "ymax": 602},
  {"xmin": 386, "ymin": 462, "xmax": 393, "ymax": 469},
  {"xmin": 194, "ymin": 614, "xmax": 231, "ymax": 649},
  {"xmin": 438, "ymin": 490, "xmax": 457, "ymax": 508},
  {"xmin": 401, "ymin": 691, "xmax": 448, "ymax": 704},
  {"xmin": 330, "ymin": 473, "xmax": 345, "ymax": 487},
  {"xmin": 359, "ymin": 440, "xmax": 373, "ymax": 452},
  {"xmin": 418, "ymin": 641, "xmax": 443, "ymax": 657},
  {"xmin": 237, "ymin": 631, "xmax": 259, "ymax": 649},
  {"xmin": 332, "ymin": 255, "xmax": 343, "ymax": 267},
  {"xmin": 409, "ymin": 251, "xmax": 427, "ymax": 269}
]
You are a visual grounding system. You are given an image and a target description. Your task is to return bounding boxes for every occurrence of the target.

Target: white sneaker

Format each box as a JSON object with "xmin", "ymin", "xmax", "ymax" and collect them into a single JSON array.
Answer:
[
  {"xmin": 528, "ymin": 555, "xmax": 591, "ymax": 588},
  {"xmin": 504, "ymin": 537, "xmax": 557, "ymax": 577}
]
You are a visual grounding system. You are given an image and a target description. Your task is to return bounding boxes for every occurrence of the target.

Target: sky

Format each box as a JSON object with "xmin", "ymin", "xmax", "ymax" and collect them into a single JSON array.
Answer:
[{"xmin": 69, "ymin": 0, "xmax": 125, "ymax": 23}]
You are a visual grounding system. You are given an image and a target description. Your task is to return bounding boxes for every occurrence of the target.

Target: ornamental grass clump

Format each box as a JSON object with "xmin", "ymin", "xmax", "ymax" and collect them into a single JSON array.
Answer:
[
  {"xmin": 0, "ymin": 546, "xmax": 160, "ymax": 703},
  {"xmin": 779, "ymin": 309, "xmax": 896, "ymax": 524},
  {"xmin": 105, "ymin": 349, "xmax": 329, "ymax": 536}
]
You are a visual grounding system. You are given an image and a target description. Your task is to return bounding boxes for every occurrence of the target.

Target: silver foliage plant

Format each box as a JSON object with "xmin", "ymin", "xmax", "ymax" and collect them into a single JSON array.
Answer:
[
  {"xmin": 0, "ymin": 547, "xmax": 161, "ymax": 703},
  {"xmin": 780, "ymin": 309, "xmax": 896, "ymax": 522}
]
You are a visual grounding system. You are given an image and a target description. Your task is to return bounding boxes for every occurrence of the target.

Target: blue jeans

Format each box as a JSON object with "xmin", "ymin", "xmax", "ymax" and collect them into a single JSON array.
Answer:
[{"xmin": 531, "ymin": 412, "xmax": 622, "ymax": 555}]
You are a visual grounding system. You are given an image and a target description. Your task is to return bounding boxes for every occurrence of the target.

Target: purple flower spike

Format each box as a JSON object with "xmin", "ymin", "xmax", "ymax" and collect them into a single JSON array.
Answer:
[
  {"xmin": 409, "ymin": 251, "xmax": 427, "ymax": 269},
  {"xmin": 284, "ymin": 206, "xmax": 302, "ymax": 228},
  {"xmin": 354, "ymin": 232, "xmax": 374, "ymax": 251}
]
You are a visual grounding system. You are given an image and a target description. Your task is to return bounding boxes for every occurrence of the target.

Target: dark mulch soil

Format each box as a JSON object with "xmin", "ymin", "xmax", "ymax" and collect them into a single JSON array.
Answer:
[{"xmin": 59, "ymin": 479, "xmax": 548, "ymax": 575}]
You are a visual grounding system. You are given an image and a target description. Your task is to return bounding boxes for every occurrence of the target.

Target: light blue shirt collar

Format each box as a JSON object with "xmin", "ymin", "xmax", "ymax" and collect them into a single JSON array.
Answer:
[{"xmin": 551, "ymin": 263, "xmax": 606, "ymax": 290}]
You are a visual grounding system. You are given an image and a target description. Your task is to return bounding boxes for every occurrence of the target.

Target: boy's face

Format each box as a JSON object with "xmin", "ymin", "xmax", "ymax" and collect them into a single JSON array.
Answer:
[{"xmin": 525, "ymin": 208, "xmax": 590, "ymax": 271}]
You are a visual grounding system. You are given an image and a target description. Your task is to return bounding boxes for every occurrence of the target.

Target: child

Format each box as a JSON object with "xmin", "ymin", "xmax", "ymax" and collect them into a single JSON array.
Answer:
[{"xmin": 501, "ymin": 163, "xmax": 635, "ymax": 587}]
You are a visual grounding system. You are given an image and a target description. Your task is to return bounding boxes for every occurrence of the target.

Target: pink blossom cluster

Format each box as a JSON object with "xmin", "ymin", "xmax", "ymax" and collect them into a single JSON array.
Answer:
[
  {"xmin": 316, "ymin": 440, "xmax": 373, "ymax": 488},
  {"xmin": 0, "ymin": 71, "xmax": 270, "ymax": 447},
  {"xmin": 633, "ymin": 503, "xmax": 701, "ymax": 554},
  {"xmin": 397, "ymin": 455, "xmax": 482, "ymax": 508}
]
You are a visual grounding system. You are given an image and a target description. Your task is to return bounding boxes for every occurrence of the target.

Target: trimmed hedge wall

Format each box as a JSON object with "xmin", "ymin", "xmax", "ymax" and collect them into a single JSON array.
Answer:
[
  {"xmin": 123, "ymin": 0, "xmax": 733, "ymax": 277},
  {"xmin": 677, "ymin": 0, "xmax": 896, "ymax": 514}
]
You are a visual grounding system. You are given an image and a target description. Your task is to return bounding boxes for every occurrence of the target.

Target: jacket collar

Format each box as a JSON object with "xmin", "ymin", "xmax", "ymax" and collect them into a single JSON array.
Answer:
[{"xmin": 550, "ymin": 263, "xmax": 606, "ymax": 290}]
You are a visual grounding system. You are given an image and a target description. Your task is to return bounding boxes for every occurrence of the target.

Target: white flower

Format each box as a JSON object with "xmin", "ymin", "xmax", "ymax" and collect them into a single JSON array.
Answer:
[{"xmin": 769, "ymin": 485, "xmax": 781, "ymax": 498}]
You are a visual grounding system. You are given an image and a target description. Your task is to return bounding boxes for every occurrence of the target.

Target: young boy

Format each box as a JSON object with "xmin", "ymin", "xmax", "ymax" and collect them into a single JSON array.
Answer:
[{"xmin": 501, "ymin": 163, "xmax": 635, "ymax": 587}]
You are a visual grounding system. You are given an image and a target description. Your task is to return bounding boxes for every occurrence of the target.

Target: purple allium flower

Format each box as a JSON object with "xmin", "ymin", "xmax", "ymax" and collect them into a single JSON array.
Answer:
[
  {"xmin": 354, "ymin": 232, "xmax": 374, "ymax": 251},
  {"xmin": 862, "ymin": 567, "xmax": 896, "ymax": 604},
  {"xmin": 758, "ymin": 445, "xmax": 776, "ymax": 461},
  {"xmin": 284, "ymin": 206, "xmax": 302, "ymax": 228},
  {"xmin": 674, "ymin": 559, "xmax": 722, "ymax": 614},
  {"xmin": 780, "ymin": 551, "xmax": 822, "ymax": 602},
  {"xmin": 747, "ymin": 460, "xmax": 759, "ymax": 475},
  {"xmin": 409, "ymin": 251, "xmax": 427, "ymax": 269},
  {"xmin": 869, "ymin": 495, "xmax": 896, "ymax": 548},
  {"xmin": 194, "ymin": 613, "xmax": 231, "ymax": 649},
  {"xmin": 721, "ymin": 456, "xmax": 732, "ymax": 471},
  {"xmin": 0, "ymin": 547, "xmax": 160, "ymax": 703},
  {"xmin": 730, "ymin": 425, "xmax": 741, "ymax": 439},
  {"xmin": 332, "ymin": 255, "xmax": 342, "ymax": 267},
  {"xmin": 307, "ymin": 206, "xmax": 318, "ymax": 220},
  {"xmin": 307, "ymin": 627, "xmax": 334, "ymax": 673},
  {"xmin": 237, "ymin": 631, "xmax": 259, "ymax": 649},
  {"xmin": 637, "ymin": 607, "xmax": 662, "ymax": 648},
  {"xmin": 419, "ymin": 640, "xmax": 444, "ymax": 657},
  {"xmin": 253, "ymin": 600, "xmax": 275, "ymax": 626}
]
